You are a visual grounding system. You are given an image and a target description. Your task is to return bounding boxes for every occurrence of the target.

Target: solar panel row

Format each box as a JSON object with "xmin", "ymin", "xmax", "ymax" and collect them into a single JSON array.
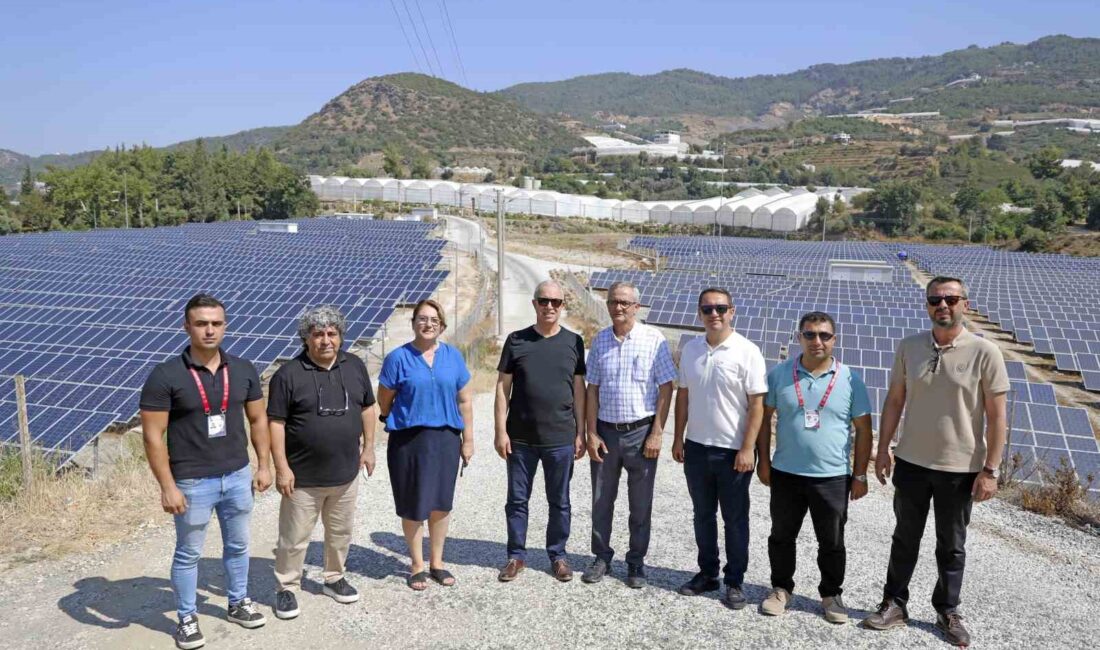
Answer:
[{"xmin": 0, "ymin": 218, "xmax": 448, "ymax": 464}]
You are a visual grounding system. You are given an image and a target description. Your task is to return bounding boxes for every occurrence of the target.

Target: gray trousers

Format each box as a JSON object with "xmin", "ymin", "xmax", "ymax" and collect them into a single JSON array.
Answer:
[{"xmin": 590, "ymin": 420, "xmax": 658, "ymax": 566}]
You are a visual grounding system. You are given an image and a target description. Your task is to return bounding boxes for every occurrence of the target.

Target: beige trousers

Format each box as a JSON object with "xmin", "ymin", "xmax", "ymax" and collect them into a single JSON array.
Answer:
[{"xmin": 274, "ymin": 477, "xmax": 359, "ymax": 591}]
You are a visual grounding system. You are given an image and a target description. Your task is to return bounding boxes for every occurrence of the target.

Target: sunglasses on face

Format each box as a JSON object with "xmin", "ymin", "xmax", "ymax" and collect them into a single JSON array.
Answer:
[
  {"xmin": 536, "ymin": 297, "xmax": 563, "ymax": 308},
  {"xmin": 800, "ymin": 331, "xmax": 835, "ymax": 342},
  {"xmin": 700, "ymin": 304, "xmax": 731, "ymax": 316},
  {"xmin": 927, "ymin": 295, "xmax": 965, "ymax": 307}
]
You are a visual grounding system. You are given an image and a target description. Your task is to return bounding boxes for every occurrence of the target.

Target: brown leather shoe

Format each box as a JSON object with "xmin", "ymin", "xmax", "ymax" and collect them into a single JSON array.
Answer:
[
  {"xmin": 551, "ymin": 559, "xmax": 573, "ymax": 582},
  {"xmin": 498, "ymin": 559, "xmax": 525, "ymax": 582}
]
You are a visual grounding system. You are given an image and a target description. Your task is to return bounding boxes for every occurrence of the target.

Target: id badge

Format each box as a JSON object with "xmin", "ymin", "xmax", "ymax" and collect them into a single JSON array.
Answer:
[
  {"xmin": 207, "ymin": 414, "xmax": 227, "ymax": 438},
  {"xmin": 804, "ymin": 410, "xmax": 820, "ymax": 430}
]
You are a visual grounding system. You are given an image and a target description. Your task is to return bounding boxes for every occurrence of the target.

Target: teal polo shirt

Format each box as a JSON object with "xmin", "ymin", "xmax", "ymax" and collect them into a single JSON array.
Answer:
[{"xmin": 765, "ymin": 356, "xmax": 871, "ymax": 478}]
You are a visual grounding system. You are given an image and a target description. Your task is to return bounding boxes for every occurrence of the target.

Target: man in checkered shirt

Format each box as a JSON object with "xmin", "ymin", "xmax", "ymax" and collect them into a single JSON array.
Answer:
[{"xmin": 580, "ymin": 281, "xmax": 677, "ymax": 589}]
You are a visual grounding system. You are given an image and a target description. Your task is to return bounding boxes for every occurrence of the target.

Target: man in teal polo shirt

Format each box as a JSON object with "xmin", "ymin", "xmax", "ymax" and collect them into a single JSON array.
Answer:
[{"xmin": 756, "ymin": 311, "xmax": 873, "ymax": 624}]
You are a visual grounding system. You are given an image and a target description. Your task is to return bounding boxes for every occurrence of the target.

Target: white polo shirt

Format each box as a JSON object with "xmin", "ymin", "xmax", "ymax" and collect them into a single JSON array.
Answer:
[{"xmin": 677, "ymin": 331, "xmax": 768, "ymax": 450}]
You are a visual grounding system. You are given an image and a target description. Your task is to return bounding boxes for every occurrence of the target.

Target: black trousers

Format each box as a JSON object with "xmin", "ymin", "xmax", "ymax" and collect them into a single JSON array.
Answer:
[
  {"xmin": 768, "ymin": 468, "xmax": 850, "ymax": 597},
  {"xmin": 884, "ymin": 457, "xmax": 976, "ymax": 614}
]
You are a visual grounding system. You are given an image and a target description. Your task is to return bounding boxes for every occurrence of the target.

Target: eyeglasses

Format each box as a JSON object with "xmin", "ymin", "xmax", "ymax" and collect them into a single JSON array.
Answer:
[
  {"xmin": 414, "ymin": 316, "xmax": 441, "ymax": 325},
  {"xmin": 928, "ymin": 348, "xmax": 945, "ymax": 375},
  {"xmin": 536, "ymin": 297, "xmax": 564, "ymax": 308},
  {"xmin": 607, "ymin": 300, "xmax": 637, "ymax": 308},
  {"xmin": 315, "ymin": 368, "xmax": 349, "ymax": 416},
  {"xmin": 927, "ymin": 295, "xmax": 966, "ymax": 307},
  {"xmin": 800, "ymin": 331, "xmax": 835, "ymax": 342},
  {"xmin": 700, "ymin": 304, "xmax": 731, "ymax": 316}
]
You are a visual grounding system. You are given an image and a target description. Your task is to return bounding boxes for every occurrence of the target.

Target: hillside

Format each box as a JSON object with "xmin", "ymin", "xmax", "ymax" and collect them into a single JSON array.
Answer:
[
  {"xmin": 498, "ymin": 35, "xmax": 1100, "ymax": 128},
  {"xmin": 0, "ymin": 149, "xmax": 101, "ymax": 188},
  {"xmin": 1, "ymin": 126, "xmax": 291, "ymax": 190},
  {"xmin": 270, "ymin": 73, "xmax": 587, "ymax": 173}
]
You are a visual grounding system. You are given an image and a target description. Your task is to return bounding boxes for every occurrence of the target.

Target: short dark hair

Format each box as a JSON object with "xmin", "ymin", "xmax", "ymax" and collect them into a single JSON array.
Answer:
[
  {"xmin": 184, "ymin": 293, "xmax": 226, "ymax": 321},
  {"xmin": 697, "ymin": 287, "xmax": 733, "ymax": 308},
  {"xmin": 926, "ymin": 276, "xmax": 968, "ymax": 298},
  {"xmin": 798, "ymin": 311, "xmax": 836, "ymax": 333}
]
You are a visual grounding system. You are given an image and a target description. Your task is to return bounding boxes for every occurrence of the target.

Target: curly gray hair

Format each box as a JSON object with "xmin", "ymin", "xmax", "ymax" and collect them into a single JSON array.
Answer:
[{"xmin": 297, "ymin": 305, "xmax": 347, "ymax": 342}]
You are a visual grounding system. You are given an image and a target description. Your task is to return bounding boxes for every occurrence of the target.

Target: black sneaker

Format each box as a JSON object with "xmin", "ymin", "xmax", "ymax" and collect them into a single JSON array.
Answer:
[
  {"xmin": 625, "ymin": 564, "xmax": 647, "ymax": 589},
  {"xmin": 936, "ymin": 610, "xmax": 972, "ymax": 647},
  {"xmin": 174, "ymin": 614, "xmax": 205, "ymax": 650},
  {"xmin": 227, "ymin": 598, "xmax": 267, "ymax": 629},
  {"xmin": 323, "ymin": 578, "xmax": 360, "ymax": 604},
  {"xmin": 274, "ymin": 590, "xmax": 300, "ymax": 620},
  {"xmin": 581, "ymin": 558, "xmax": 610, "ymax": 584},
  {"xmin": 678, "ymin": 572, "xmax": 720, "ymax": 596},
  {"xmin": 722, "ymin": 585, "xmax": 747, "ymax": 610}
]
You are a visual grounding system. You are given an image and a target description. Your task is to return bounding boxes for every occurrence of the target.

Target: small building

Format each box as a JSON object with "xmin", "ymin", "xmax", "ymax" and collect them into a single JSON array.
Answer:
[
  {"xmin": 832, "ymin": 132, "xmax": 851, "ymax": 145},
  {"xmin": 257, "ymin": 221, "xmax": 299, "ymax": 233},
  {"xmin": 827, "ymin": 259, "xmax": 893, "ymax": 283}
]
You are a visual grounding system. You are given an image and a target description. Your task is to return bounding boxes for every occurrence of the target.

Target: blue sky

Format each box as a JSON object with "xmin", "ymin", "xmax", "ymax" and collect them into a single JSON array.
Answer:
[{"xmin": 2, "ymin": 0, "xmax": 1097, "ymax": 155}]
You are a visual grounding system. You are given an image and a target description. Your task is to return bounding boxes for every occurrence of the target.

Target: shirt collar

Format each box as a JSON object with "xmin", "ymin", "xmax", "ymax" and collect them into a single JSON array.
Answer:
[
  {"xmin": 181, "ymin": 346, "xmax": 229, "ymax": 371},
  {"xmin": 298, "ymin": 349, "xmax": 347, "ymax": 371},
  {"xmin": 705, "ymin": 330, "xmax": 735, "ymax": 351},
  {"xmin": 930, "ymin": 328, "xmax": 971, "ymax": 351},
  {"xmin": 795, "ymin": 355, "xmax": 838, "ymax": 378}
]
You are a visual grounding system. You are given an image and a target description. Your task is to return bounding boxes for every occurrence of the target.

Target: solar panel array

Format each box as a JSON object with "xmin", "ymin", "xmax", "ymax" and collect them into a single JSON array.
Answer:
[
  {"xmin": 0, "ymin": 219, "xmax": 447, "ymax": 464},
  {"xmin": 594, "ymin": 236, "xmax": 1099, "ymax": 497}
]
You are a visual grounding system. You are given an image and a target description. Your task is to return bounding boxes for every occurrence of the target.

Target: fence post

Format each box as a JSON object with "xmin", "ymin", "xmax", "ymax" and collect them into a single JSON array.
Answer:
[{"xmin": 14, "ymin": 374, "xmax": 33, "ymax": 489}]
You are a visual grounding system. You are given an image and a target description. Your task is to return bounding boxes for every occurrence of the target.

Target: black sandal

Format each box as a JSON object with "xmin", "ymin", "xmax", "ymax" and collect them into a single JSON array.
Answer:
[
  {"xmin": 429, "ymin": 567, "xmax": 455, "ymax": 586},
  {"xmin": 407, "ymin": 571, "xmax": 430, "ymax": 591}
]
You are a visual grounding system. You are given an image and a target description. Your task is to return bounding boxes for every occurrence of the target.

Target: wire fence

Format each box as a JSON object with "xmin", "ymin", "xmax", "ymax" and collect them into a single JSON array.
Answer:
[{"xmin": 561, "ymin": 271, "xmax": 612, "ymax": 330}]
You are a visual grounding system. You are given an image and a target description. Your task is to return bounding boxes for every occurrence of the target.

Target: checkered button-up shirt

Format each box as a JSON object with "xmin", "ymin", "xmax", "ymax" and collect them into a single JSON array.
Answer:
[{"xmin": 586, "ymin": 323, "xmax": 677, "ymax": 424}]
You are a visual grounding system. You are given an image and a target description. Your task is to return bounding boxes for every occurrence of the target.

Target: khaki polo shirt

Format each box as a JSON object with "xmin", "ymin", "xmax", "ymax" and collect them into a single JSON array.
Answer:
[{"xmin": 890, "ymin": 330, "xmax": 1010, "ymax": 473}]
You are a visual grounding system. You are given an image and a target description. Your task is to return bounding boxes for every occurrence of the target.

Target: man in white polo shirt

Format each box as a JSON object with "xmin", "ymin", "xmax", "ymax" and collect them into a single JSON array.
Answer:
[{"xmin": 672, "ymin": 287, "xmax": 767, "ymax": 610}]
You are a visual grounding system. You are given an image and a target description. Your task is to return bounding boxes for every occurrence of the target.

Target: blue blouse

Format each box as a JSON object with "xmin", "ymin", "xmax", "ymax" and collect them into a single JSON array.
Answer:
[{"xmin": 379, "ymin": 341, "xmax": 471, "ymax": 432}]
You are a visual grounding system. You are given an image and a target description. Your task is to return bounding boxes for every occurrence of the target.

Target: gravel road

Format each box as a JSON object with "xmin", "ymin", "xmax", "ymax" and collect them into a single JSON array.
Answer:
[{"xmin": 0, "ymin": 393, "xmax": 1098, "ymax": 649}]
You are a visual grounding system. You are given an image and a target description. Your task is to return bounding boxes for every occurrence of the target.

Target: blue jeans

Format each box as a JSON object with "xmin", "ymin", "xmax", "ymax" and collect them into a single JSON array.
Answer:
[
  {"xmin": 172, "ymin": 465, "xmax": 253, "ymax": 620},
  {"xmin": 683, "ymin": 440, "xmax": 752, "ymax": 587},
  {"xmin": 506, "ymin": 442, "xmax": 574, "ymax": 562}
]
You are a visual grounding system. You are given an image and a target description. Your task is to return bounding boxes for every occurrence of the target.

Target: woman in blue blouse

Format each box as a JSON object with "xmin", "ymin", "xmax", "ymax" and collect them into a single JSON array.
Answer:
[{"xmin": 378, "ymin": 299, "xmax": 474, "ymax": 591}]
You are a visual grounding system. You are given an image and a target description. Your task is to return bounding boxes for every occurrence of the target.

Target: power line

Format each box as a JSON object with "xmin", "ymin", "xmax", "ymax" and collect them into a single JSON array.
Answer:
[
  {"xmin": 439, "ymin": 0, "xmax": 469, "ymax": 87},
  {"xmin": 388, "ymin": 0, "xmax": 424, "ymax": 74},
  {"xmin": 401, "ymin": 0, "xmax": 437, "ymax": 77},
  {"xmin": 414, "ymin": 0, "xmax": 447, "ymax": 81}
]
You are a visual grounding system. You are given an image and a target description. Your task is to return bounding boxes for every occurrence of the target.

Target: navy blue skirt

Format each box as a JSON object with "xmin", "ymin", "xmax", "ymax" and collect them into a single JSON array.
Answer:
[{"xmin": 387, "ymin": 426, "xmax": 462, "ymax": 521}]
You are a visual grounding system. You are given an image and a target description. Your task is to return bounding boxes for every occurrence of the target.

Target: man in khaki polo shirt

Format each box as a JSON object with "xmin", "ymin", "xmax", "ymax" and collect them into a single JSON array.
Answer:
[{"xmin": 864, "ymin": 276, "xmax": 1008, "ymax": 647}]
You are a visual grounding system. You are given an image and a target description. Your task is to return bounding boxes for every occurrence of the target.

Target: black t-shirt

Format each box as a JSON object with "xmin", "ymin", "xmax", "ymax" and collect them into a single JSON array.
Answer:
[
  {"xmin": 139, "ymin": 347, "xmax": 264, "ymax": 480},
  {"xmin": 497, "ymin": 326, "xmax": 586, "ymax": 447},
  {"xmin": 267, "ymin": 350, "xmax": 376, "ymax": 488}
]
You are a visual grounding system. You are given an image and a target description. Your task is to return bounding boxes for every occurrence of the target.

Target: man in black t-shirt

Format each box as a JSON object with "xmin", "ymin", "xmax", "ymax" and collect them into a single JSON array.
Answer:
[
  {"xmin": 140, "ymin": 294, "xmax": 272, "ymax": 650},
  {"xmin": 494, "ymin": 280, "xmax": 587, "ymax": 583},
  {"xmin": 268, "ymin": 306, "xmax": 377, "ymax": 620}
]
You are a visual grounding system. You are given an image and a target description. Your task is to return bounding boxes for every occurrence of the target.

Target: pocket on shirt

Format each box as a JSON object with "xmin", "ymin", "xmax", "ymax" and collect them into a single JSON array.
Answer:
[{"xmin": 632, "ymin": 356, "xmax": 651, "ymax": 382}]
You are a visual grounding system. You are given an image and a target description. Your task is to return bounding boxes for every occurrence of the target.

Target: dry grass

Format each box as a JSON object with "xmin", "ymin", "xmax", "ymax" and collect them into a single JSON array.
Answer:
[
  {"xmin": 0, "ymin": 431, "xmax": 161, "ymax": 566},
  {"xmin": 1002, "ymin": 454, "xmax": 1100, "ymax": 529}
]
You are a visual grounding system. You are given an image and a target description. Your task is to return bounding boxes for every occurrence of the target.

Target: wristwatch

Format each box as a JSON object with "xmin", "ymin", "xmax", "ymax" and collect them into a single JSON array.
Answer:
[
  {"xmin": 852, "ymin": 474, "xmax": 868, "ymax": 484},
  {"xmin": 981, "ymin": 465, "xmax": 1000, "ymax": 478},
  {"xmin": 378, "ymin": 413, "xmax": 388, "ymax": 424}
]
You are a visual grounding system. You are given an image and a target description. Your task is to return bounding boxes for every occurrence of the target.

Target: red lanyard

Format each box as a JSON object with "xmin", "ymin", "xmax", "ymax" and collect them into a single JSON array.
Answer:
[
  {"xmin": 189, "ymin": 365, "xmax": 229, "ymax": 416},
  {"xmin": 793, "ymin": 356, "xmax": 840, "ymax": 412}
]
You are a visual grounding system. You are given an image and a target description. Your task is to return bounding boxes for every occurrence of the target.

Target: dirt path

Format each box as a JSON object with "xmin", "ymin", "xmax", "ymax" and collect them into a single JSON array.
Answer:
[{"xmin": 1, "ymin": 394, "xmax": 1098, "ymax": 649}]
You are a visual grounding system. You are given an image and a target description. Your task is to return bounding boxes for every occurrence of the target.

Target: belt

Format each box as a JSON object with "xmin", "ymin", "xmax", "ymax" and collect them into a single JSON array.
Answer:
[{"xmin": 600, "ymin": 416, "xmax": 654, "ymax": 432}]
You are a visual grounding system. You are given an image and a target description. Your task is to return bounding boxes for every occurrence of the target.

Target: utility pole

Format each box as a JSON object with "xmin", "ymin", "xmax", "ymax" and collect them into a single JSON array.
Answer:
[
  {"xmin": 123, "ymin": 171, "xmax": 130, "ymax": 228},
  {"xmin": 496, "ymin": 189, "xmax": 505, "ymax": 338},
  {"xmin": 454, "ymin": 241, "xmax": 459, "ymax": 332}
]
